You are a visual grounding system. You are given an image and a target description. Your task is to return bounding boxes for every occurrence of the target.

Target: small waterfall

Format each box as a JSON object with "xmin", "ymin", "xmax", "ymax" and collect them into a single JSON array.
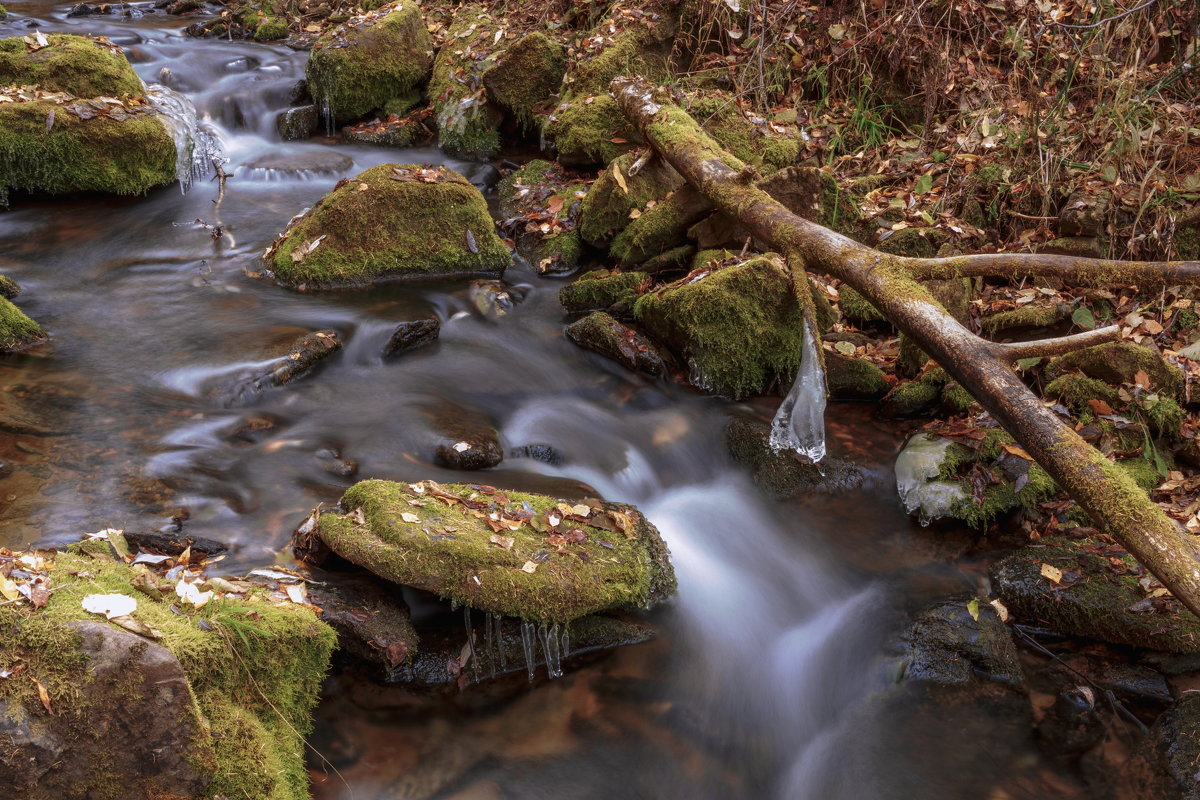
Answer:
[
  {"xmin": 769, "ymin": 314, "xmax": 827, "ymax": 462},
  {"xmin": 144, "ymin": 84, "xmax": 222, "ymax": 193}
]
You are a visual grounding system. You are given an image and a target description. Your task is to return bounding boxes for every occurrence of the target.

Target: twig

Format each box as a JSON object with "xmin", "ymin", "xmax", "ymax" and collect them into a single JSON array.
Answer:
[{"xmin": 1051, "ymin": 0, "xmax": 1158, "ymax": 29}]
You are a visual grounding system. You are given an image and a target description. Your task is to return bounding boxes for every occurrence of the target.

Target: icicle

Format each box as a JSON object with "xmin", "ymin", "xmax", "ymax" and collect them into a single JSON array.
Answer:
[
  {"xmin": 493, "ymin": 613, "xmax": 506, "ymax": 671},
  {"xmin": 539, "ymin": 622, "xmax": 563, "ymax": 679},
  {"xmin": 560, "ymin": 622, "xmax": 570, "ymax": 660},
  {"xmin": 520, "ymin": 620, "xmax": 537, "ymax": 682},
  {"xmin": 464, "ymin": 608, "xmax": 480, "ymax": 684},
  {"xmin": 769, "ymin": 314, "xmax": 827, "ymax": 462},
  {"xmin": 483, "ymin": 611, "xmax": 495, "ymax": 678},
  {"xmin": 144, "ymin": 84, "xmax": 220, "ymax": 193}
]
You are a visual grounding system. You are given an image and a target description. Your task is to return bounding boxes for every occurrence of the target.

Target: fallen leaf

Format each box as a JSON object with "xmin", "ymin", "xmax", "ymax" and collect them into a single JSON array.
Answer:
[
  {"xmin": 174, "ymin": 580, "xmax": 213, "ymax": 609},
  {"xmin": 1133, "ymin": 369, "xmax": 1151, "ymax": 389},
  {"xmin": 520, "ymin": 561, "xmax": 539, "ymax": 573},
  {"xmin": 82, "ymin": 593, "xmax": 137, "ymax": 619},
  {"xmin": 109, "ymin": 615, "xmax": 162, "ymax": 639},
  {"xmin": 32, "ymin": 677, "xmax": 52, "ymax": 715},
  {"xmin": 489, "ymin": 534, "xmax": 514, "ymax": 549},
  {"xmin": 1001, "ymin": 443, "xmax": 1032, "ymax": 460},
  {"xmin": 547, "ymin": 195, "xmax": 564, "ymax": 215},
  {"xmin": 29, "ymin": 578, "xmax": 50, "ymax": 609},
  {"xmin": 1087, "ymin": 398, "xmax": 1114, "ymax": 416},
  {"xmin": 966, "ymin": 597, "xmax": 980, "ymax": 621},
  {"xmin": 611, "ymin": 162, "xmax": 628, "ymax": 194},
  {"xmin": 0, "ymin": 578, "xmax": 19, "ymax": 602},
  {"xmin": 284, "ymin": 583, "xmax": 308, "ymax": 604},
  {"xmin": 1040, "ymin": 563, "xmax": 1064, "ymax": 584},
  {"xmin": 401, "ymin": 512, "xmax": 421, "ymax": 524},
  {"xmin": 990, "ymin": 598, "xmax": 1009, "ymax": 622},
  {"xmin": 465, "ymin": 229, "xmax": 478, "ymax": 254}
]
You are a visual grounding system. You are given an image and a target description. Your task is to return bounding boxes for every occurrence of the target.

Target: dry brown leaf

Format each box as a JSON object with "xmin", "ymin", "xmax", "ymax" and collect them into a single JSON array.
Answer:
[
  {"xmin": 612, "ymin": 162, "xmax": 628, "ymax": 195},
  {"xmin": 489, "ymin": 534, "xmax": 515, "ymax": 549},
  {"xmin": 32, "ymin": 678, "xmax": 53, "ymax": 715}
]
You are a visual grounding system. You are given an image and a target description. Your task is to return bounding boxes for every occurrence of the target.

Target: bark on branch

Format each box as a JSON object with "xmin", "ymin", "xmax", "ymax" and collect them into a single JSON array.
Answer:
[{"xmin": 610, "ymin": 76, "xmax": 1200, "ymax": 619}]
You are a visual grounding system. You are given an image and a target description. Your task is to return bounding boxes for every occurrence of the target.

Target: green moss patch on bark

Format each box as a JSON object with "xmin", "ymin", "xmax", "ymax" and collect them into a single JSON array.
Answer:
[
  {"xmin": 315, "ymin": 479, "xmax": 676, "ymax": 624},
  {"xmin": 0, "ymin": 100, "xmax": 176, "ymax": 202},
  {"xmin": 0, "ymin": 35, "xmax": 142, "ymax": 98},
  {"xmin": 0, "ymin": 548, "xmax": 336, "ymax": 800},
  {"xmin": 266, "ymin": 163, "xmax": 510, "ymax": 288},
  {"xmin": 305, "ymin": 2, "xmax": 433, "ymax": 124},
  {"xmin": 634, "ymin": 254, "xmax": 805, "ymax": 399}
]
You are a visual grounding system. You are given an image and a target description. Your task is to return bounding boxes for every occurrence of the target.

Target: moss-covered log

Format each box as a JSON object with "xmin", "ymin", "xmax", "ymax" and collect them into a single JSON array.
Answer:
[{"xmin": 611, "ymin": 75, "xmax": 1200, "ymax": 621}]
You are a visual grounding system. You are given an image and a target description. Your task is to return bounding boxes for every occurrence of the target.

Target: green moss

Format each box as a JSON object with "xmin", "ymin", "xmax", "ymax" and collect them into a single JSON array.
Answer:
[
  {"xmin": 760, "ymin": 136, "xmax": 800, "ymax": 171},
  {"xmin": 0, "ymin": 549, "xmax": 336, "ymax": 800},
  {"xmin": 928, "ymin": 429, "xmax": 1060, "ymax": 528},
  {"xmin": 1177, "ymin": 225, "xmax": 1199, "ymax": 260},
  {"xmin": 610, "ymin": 187, "xmax": 710, "ymax": 265},
  {"xmin": 634, "ymin": 254, "xmax": 804, "ymax": 399},
  {"xmin": 306, "ymin": 2, "xmax": 433, "ymax": 124},
  {"xmin": 684, "ymin": 90, "xmax": 801, "ymax": 174},
  {"xmin": 0, "ymin": 274, "xmax": 20, "ymax": 298},
  {"xmin": 1142, "ymin": 396, "xmax": 1184, "ymax": 438},
  {"xmin": 0, "ymin": 295, "xmax": 44, "ymax": 351},
  {"xmin": 0, "ymin": 35, "xmax": 143, "ymax": 98},
  {"xmin": 427, "ymin": 4, "xmax": 503, "ymax": 159},
  {"xmin": 578, "ymin": 151, "xmax": 684, "ymax": 247},
  {"xmin": 316, "ymin": 480, "xmax": 676, "ymax": 624},
  {"xmin": 496, "ymin": 158, "xmax": 557, "ymax": 218},
  {"xmin": 877, "ymin": 227, "xmax": 946, "ymax": 258},
  {"xmin": 982, "ymin": 303, "xmax": 1069, "ymax": 336},
  {"xmin": 825, "ymin": 353, "xmax": 889, "ymax": 399},
  {"xmin": 839, "ymin": 285, "xmax": 886, "ymax": 323},
  {"xmin": 692, "ymin": 248, "xmax": 735, "ymax": 270},
  {"xmin": 495, "ymin": 159, "xmax": 585, "ymax": 272},
  {"xmin": 1117, "ymin": 457, "xmax": 1161, "ymax": 491},
  {"xmin": 482, "ymin": 31, "xmax": 566, "ymax": 132},
  {"xmin": 0, "ymin": 101, "xmax": 176, "ymax": 202},
  {"xmin": 253, "ymin": 18, "xmax": 288, "ymax": 41},
  {"xmin": 1173, "ymin": 307, "xmax": 1199, "ymax": 333},
  {"xmin": 0, "ymin": 6, "xmax": 7, "ymax": 19},
  {"xmin": 267, "ymin": 163, "xmax": 510, "ymax": 288},
  {"xmin": 1044, "ymin": 374, "xmax": 1120, "ymax": 415},
  {"xmin": 1047, "ymin": 341, "xmax": 1183, "ymax": 398},
  {"xmin": 940, "ymin": 381, "xmax": 975, "ymax": 414},
  {"xmin": 560, "ymin": 270, "xmax": 647, "ymax": 313},
  {"xmin": 879, "ymin": 372, "xmax": 944, "ymax": 418}
]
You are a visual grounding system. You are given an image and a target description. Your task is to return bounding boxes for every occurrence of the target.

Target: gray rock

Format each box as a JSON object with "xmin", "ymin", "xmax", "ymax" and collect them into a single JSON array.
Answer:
[
  {"xmin": 429, "ymin": 405, "xmax": 503, "ymax": 470},
  {"xmin": 243, "ymin": 150, "xmax": 353, "ymax": 175},
  {"xmin": 1111, "ymin": 693, "xmax": 1200, "ymax": 800},
  {"xmin": 565, "ymin": 312, "xmax": 668, "ymax": 377},
  {"xmin": 382, "ymin": 318, "xmax": 439, "ymax": 358},
  {"xmin": 276, "ymin": 105, "xmax": 319, "ymax": 141}
]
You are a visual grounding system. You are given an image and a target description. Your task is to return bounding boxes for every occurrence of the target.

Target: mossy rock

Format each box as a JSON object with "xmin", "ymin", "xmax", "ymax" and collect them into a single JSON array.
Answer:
[
  {"xmin": 1046, "ymin": 341, "xmax": 1183, "ymax": 399},
  {"xmin": 266, "ymin": 163, "xmax": 510, "ymax": 288},
  {"xmin": 0, "ymin": 100, "xmax": 176, "ymax": 202},
  {"xmin": 559, "ymin": 270, "xmax": 647, "ymax": 313},
  {"xmin": 315, "ymin": 479, "xmax": 677, "ymax": 624},
  {"xmin": 839, "ymin": 285, "xmax": 886, "ymax": 324},
  {"xmin": 0, "ymin": 546, "xmax": 336, "ymax": 799},
  {"xmin": 253, "ymin": 17, "xmax": 288, "ymax": 41},
  {"xmin": 565, "ymin": 311, "xmax": 669, "ymax": 376},
  {"xmin": 482, "ymin": 31, "xmax": 566, "ymax": 131},
  {"xmin": 1038, "ymin": 236, "xmax": 1105, "ymax": 259},
  {"xmin": 428, "ymin": 4, "xmax": 504, "ymax": 159},
  {"xmin": 877, "ymin": 227, "xmax": 947, "ymax": 258},
  {"xmin": 825, "ymin": 353, "xmax": 889, "ymax": 400},
  {"xmin": 0, "ymin": 34, "xmax": 143, "ymax": 98},
  {"xmin": 1112, "ymin": 693, "xmax": 1200, "ymax": 800},
  {"xmin": 1045, "ymin": 373, "xmax": 1121, "ymax": 416},
  {"xmin": 0, "ymin": 295, "xmax": 45, "ymax": 351},
  {"xmin": 990, "ymin": 538, "xmax": 1200, "ymax": 652},
  {"xmin": 981, "ymin": 302, "xmax": 1070, "ymax": 336},
  {"xmin": 879, "ymin": 369, "xmax": 947, "ymax": 419},
  {"xmin": 578, "ymin": 151, "xmax": 684, "ymax": 248},
  {"xmin": 634, "ymin": 254, "xmax": 804, "ymax": 399},
  {"xmin": 683, "ymin": 89, "xmax": 799, "ymax": 173},
  {"xmin": 496, "ymin": 159, "xmax": 586, "ymax": 274},
  {"xmin": 305, "ymin": 2, "xmax": 433, "ymax": 124},
  {"xmin": 725, "ymin": 416, "xmax": 864, "ymax": 499}
]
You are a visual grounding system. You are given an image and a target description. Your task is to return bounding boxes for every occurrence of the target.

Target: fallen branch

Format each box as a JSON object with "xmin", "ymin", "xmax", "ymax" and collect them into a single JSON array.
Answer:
[{"xmin": 611, "ymin": 75, "xmax": 1200, "ymax": 619}]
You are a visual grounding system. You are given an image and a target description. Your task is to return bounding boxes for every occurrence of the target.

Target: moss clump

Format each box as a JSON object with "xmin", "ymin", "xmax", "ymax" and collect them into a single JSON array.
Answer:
[
  {"xmin": 839, "ymin": 285, "xmax": 886, "ymax": 323},
  {"xmin": 0, "ymin": 274, "xmax": 20, "ymax": 298},
  {"xmin": 0, "ymin": 35, "xmax": 143, "ymax": 98},
  {"xmin": 925, "ymin": 429, "xmax": 1059, "ymax": 528},
  {"xmin": 0, "ymin": 101, "xmax": 176, "ymax": 202},
  {"xmin": 940, "ymin": 381, "xmax": 975, "ymax": 414},
  {"xmin": 1044, "ymin": 373, "xmax": 1120, "ymax": 415},
  {"xmin": 0, "ymin": 295, "xmax": 45, "ymax": 351},
  {"xmin": 253, "ymin": 17, "xmax": 288, "ymax": 41},
  {"xmin": 306, "ymin": 3, "xmax": 433, "ymax": 124},
  {"xmin": 496, "ymin": 159, "xmax": 586, "ymax": 273},
  {"xmin": 496, "ymin": 158, "xmax": 557, "ymax": 218},
  {"xmin": 427, "ymin": 4, "xmax": 504, "ymax": 159},
  {"xmin": 990, "ymin": 538, "xmax": 1200, "ymax": 652},
  {"xmin": 825, "ymin": 353, "xmax": 889, "ymax": 400},
  {"xmin": 482, "ymin": 31, "xmax": 566, "ymax": 132},
  {"xmin": 1172, "ymin": 307, "xmax": 1198, "ymax": 333},
  {"xmin": 692, "ymin": 248, "xmax": 735, "ymax": 270},
  {"xmin": 267, "ymin": 164, "xmax": 510, "ymax": 288},
  {"xmin": 610, "ymin": 188, "xmax": 712, "ymax": 265},
  {"xmin": 560, "ymin": 270, "xmax": 647, "ymax": 313},
  {"xmin": 566, "ymin": 311, "xmax": 668, "ymax": 375},
  {"xmin": 877, "ymin": 227, "xmax": 946, "ymax": 258},
  {"xmin": 684, "ymin": 90, "xmax": 800, "ymax": 174},
  {"xmin": 316, "ymin": 480, "xmax": 676, "ymax": 624},
  {"xmin": 982, "ymin": 303, "xmax": 1069, "ymax": 336},
  {"xmin": 634, "ymin": 254, "xmax": 804, "ymax": 399},
  {"xmin": 725, "ymin": 416, "xmax": 864, "ymax": 498},
  {"xmin": 0, "ymin": 548, "xmax": 336, "ymax": 800},
  {"xmin": 1047, "ymin": 341, "xmax": 1183, "ymax": 398},
  {"xmin": 0, "ymin": 6, "xmax": 7, "ymax": 18},
  {"xmin": 578, "ymin": 151, "xmax": 684, "ymax": 247},
  {"xmin": 1117, "ymin": 457, "xmax": 1162, "ymax": 491},
  {"xmin": 879, "ymin": 369, "xmax": 948, "ymax": 418},
  {"xmin": 1142, "ymin": 396, "xmax": 1184, "ymax": 439}
]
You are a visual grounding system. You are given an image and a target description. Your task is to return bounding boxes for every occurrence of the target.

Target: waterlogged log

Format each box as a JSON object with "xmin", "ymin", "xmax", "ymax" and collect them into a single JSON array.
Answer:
[{"xmin": 609, "ymin": 75, "xmax": 1200, "ymax": 619}]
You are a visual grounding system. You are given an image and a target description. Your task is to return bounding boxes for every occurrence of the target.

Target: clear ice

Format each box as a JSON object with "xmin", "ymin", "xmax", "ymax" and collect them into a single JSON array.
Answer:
[{"xmin": 769, "ymin": 315, "xmax": 827, "ymax": 462}]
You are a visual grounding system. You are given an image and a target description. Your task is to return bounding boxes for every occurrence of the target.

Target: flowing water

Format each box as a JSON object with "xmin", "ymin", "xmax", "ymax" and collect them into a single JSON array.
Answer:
[{"xmin": 0, "ymin": 5, "xmax": 1040, "ymax": 798}]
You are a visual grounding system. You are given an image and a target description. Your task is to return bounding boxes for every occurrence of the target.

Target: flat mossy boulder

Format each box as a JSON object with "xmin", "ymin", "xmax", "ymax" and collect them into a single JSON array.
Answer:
[
  {"xmin": 306, "ymin": 2, "xmax": 434, "ymax": 125},
  {"xmin": 0, "ymin": 34, "xmax": 142, "ymax": 98},
  {"xmin": 825, "ymin": 352, "xmax": 889, "ymax": 400},
  {"xmin": 428, "ymin": 5, "xmax": 504, "ymax": 159},
  {"xmin": 265, "ymin": 163, "xmax": 510, "ymax": 288},
  {"xmin": 482, "ymin": 31, "xmax": 566, "ymax": 131},
  {"xmin": 990, "ymin": 537, "xmax": 1200, "ymax": 652},
  {"xmin": 0, "ymin": 544, "xmax": 336, "ymax": 799},
  {"xmin": 0, "ymin": 295, "xmax": 45, "ymax": 351},
  {"xmin": 313, "ymin": 479, "xmax": 676, "ymax": 623},
  {"xmin": 634, "ymin": 254, "xmax": 804, "ymax": 399},
  {"xmin": 559, "ymin": 269, "xmax": 647, "ymax": 313},
  {"xmin": 577, "ymin": 151, "xmax": 685, "ymax": 247},
  {"xmin": 1046, "ymin": 341, "xmax": 1183, "ymax": 398}
]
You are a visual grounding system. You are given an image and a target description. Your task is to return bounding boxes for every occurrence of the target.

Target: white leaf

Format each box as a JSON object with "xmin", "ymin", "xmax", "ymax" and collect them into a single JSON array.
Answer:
[
  {"xmin": 82, "ymin": 593, "xmax": 138, "ymax": 619},
  {"xmin": 175, "ymin": 579, "xmax": 214, "ymax": 609}
]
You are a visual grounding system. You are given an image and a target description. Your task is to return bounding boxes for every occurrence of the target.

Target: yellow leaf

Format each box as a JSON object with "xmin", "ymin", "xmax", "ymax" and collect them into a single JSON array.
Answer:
[
  {"xmin": 520, "ymin": 561, "xmax": 539, "ymax": 573},
  {"xmin": 611, "ymin": 162, "xmax": 628, "ymax": 195},
  {"xmin": 966, "ymin": 598, "xmax": 980, "ymax": 621},
  {"xmin": 0, "ymin": 578, "xmax": 19, "ymax": 602},
  {"xmin": 990, "ymin": 598, "xmax": 1009, "ymax": 623},
  {"xmin": 401, "ymin": 512, "xmax": 420, "ymax": 524},
  {"xmin": 1040, "ymin": 563, "xmax": 1063, "ymax": 584},
  {"xmin": 32, "ymin": 678, "xmax": 53, "ymax": 715}
]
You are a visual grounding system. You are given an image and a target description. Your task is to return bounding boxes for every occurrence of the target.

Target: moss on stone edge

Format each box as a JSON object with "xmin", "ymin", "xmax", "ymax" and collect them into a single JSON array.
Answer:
[
  {"xmin": 306, "ymin": 3, "xmax": 433, "ymax": 125},
  {"xmin": 578, "ymin": 151, "xmax": 684, "ymax": 248},
  {"xmin": 0, "ymin": 35, "xmax": 143, "ymax": 98},
  {"xmin": 1044, "ymin": 373, "xmax": 1120, "ymax": 415},
  {"xmin": 559, "ymin": 270, "xmax": 647, "ymax": 313},
  {"xmin": 482, "ymin": 31, "xmax": 566, "ymax": 132},
  {"xmin": 825, "ymin": 353, "xmax": 889, "ymax": 399},
  {"xmin": 316, "ymin": 480, "xmax": 676, "ymax": 624},
  {"xmin": 634, "ymin": 254, "xmax": 804, "ymax": 399},
  {"xmin": 427, "ymin": 4, "xmax": 503, "ymax": 159},
  {"xmin": 0, "ymin": 101, "xmax": 176, "ymax": 202},
  {"xmin": 0, "ymin": 295, "xmax": 44, "ymax": 351},
  {"xmin": 839, "ymin": 285, "xmax": 886, "ymax": 323},
  {"xmin": 267, "ymin": 163, "xmax": 510, "ymax": 288},
  {"xmin": 982, "ymin": 303, "xmax": 1069, "ymax": 336},
  {"xmin": 0, "ymin": 548, "xmax": 336, "ymax": 800},
  {"xmin": 253, "ymin": 18, "xmax": 288, "ymax": 41},
  {"xmin": 1046, "ymin": 341, "xmax": 1183, "ymax": 398}
]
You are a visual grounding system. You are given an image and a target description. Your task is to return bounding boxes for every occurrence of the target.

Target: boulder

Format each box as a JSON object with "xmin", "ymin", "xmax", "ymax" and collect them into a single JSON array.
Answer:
[
  {"xmin": 427, "ymin": 404, "xmax": 503, "ymax": 470},
  {"xmin": 275, "ymin": 105, "xmax": 318, "ymax": 141},
  {"xmin": 1046, "ymin": 341, "xmax": 1183, "ymax": 399},
  {"xmin": 311, "ymin": 479, "xmax": 676, "ymax": 623},
  {"xmin": 991, "ymin": 537, "xmax": 1200, "ymax": 651},
  {"xmin": 634, "ymin": 254, "xmax": 804, "ymax": 399},
  {"xmin": 341, "ymin": 106, "xmax": 435, "ymax": 148},
  {"xmin": 559, "ymin": 269, "xmax": 647, "ymax": 314},
  {"xmin": 825, "ymin": 352, "xmax": 889, "ymax": 400},
  {"xmin": 306, "ymin": 574, "xmax": 419, "ymax": 676},
  {"xmin": 725, "ymin": 416, "xmax": 864, "ymax": 498},
  {"xmin": 213, "ymin": 329, "xmax": 341, "ymax": 406},
  {"xmin": 382, "ymin": 317, "xmax": 439, "ymax": 357},
  {"xmin": 496, "ymin": 159, "xmax": 586, "ymax": 275},
  {"xmin": 1112, "ymin": 694, "xmax": 1200, "ymax": 800},
  {"xmin": 0, "ymin": 296, "xmax": 44, "ymax": 351},
  {"xmin": 0, "ymin": 34, "xmax": 142, "ymax": 97},
  {"xmin": 577, "ymin": 151, "xmax": 685, "ymax": 248},
  {"xmin": 305, "ymin": 2, "xmax": 433, "ymax": 124},
  {"xmin": 482, "ymin": 31, "xmax": 566, "ymax": 131},
  {"xmin": 565, "ymin": 311, "xmax": 669, "ymax": 377},
  {"xmin": 427, "ymin": 4, "xmax": 505, "ymax": 159},
  {"xmin": 265, "ymin": 164, "xmax": 510, "ymax": 288}
]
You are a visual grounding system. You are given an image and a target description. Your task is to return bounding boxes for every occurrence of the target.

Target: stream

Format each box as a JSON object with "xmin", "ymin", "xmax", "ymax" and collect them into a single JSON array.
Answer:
[{"xmin": 0, "ymin": 5, "xmax": 1045, "ymax": 798}]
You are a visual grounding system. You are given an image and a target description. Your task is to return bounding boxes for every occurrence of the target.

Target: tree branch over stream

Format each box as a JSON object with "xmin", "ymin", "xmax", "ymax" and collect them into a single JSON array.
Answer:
[{"xmin": 610, "ymin": 75, "xmax": 1200, "ymax": 619}]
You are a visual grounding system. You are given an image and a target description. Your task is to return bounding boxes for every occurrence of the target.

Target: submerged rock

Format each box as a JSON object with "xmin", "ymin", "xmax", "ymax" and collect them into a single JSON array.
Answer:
[
  {"xmin": 382, "ymin": 317, "xmax": 439, "ymax": 357},
  {"xmin": 428, "ymin": 404, "xmax": 503, "ymax": 470},
  {"xmin": 311, "ymin": 479, "xmax": 676, "ymax": 623},
  {"xmin": 634, "ymin": 254, "xmax": 805, "ymax": 399},
  {"xmin": 0, "ymin": 36, "xmax": 177, "ymax": 202},
  {"xmin": 305, "ymin": 3, "xmax": 433, "ymax": 125},
  {"xmin": 0, "ymin": 547, "xmax": 336, "ymax": 799},
  {"xmin": 565, "ymin": 311, "xmax": 668, "ymax": 377},
  {"xmin": 725, "ymin": 416, "xmax": 864, "ymax": 498},
  {"xmin": 341, "ymin": 106, "xmax": 435, "ymax": 148},
  {"xmin": 825, "ymin": 352, "xmax": 890, "ymax": 400},
  {"xmin": 213, "ymin": 329, "xmax": 341, "ymax": 406},
  {"xmin": 244, "ymin": 150, "xmax": 353, "ymax": 176},
  {"xmin": 265, "ymin": 163, "xmax": 510, "ymax": 288},
  {"xmin": 990, "ymin": 537, "xmax": 1200, "ymax": 652}
]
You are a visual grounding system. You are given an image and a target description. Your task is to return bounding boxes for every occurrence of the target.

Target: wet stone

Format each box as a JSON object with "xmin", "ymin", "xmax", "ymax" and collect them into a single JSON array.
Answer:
[
  {"xmin": 565, "ymin": 311, "xmax": 668, "ymax": 377},
  {"xmin": 381, "ymin": 318, "xmax": 439, "ymax": 358},
  {"xmin": 1036, "ymin": 687, "xmax": 1107, "ymax": 757},
  {"xmin": 315, "ymin": 448, "xmax": 358, "ymax": 477},
  {"xmin": 725, "ymin": 416, "xmax": 864, "ymax": 499},
  {"xmin": 429, "ymin": 404, "xmax": 503, "ymax": 471},
  {"xmin": 243, "ymin": 150, "xmax": 353, "ymax": 175},
  {"xmin": 509, "ymin": 443, "xmax": 563, "ymax": 466},
  {"xmin": 306, "ymin": 574, "xmax": 419, "ymax": 677},
  {"xmin": 275, "ymin": 105, "xmax": 319, "ymax": 141}
]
